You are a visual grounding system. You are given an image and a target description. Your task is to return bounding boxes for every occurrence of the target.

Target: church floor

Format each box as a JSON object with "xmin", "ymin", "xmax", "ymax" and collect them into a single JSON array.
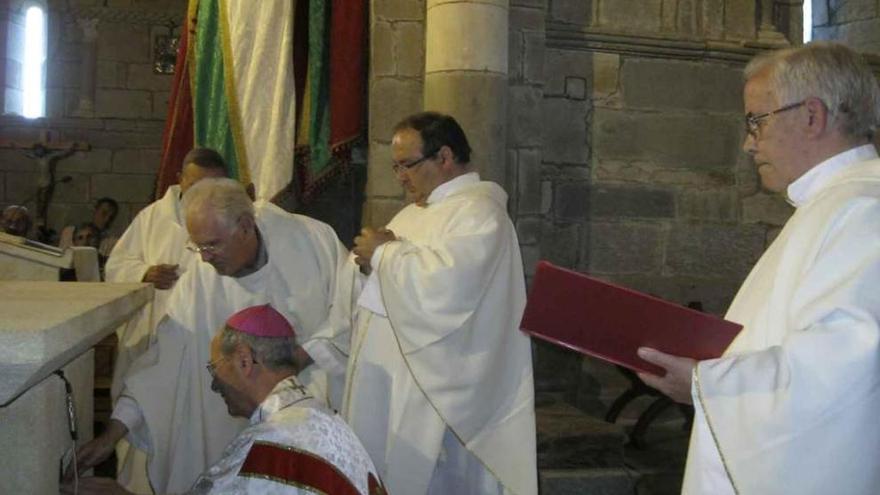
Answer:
[{"xmin": 537, "ymin": 395, "xmax": 689, "ymax": 495}]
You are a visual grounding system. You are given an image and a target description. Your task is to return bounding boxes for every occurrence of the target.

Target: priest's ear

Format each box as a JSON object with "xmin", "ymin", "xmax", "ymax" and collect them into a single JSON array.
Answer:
[
  {"xmin": 232, "ymin": 343, "xmax": 258, "ymax": 376},
  {"xmin": 245, "ymin": 182, "xmax": 256, "ymax": 202}
]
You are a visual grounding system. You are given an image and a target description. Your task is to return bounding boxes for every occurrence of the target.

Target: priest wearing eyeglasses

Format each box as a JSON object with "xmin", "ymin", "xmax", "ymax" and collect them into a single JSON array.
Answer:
[
  {"xmin": 65, "ymin": 305, "xmax": 380, "ymax": 495},
  {"xmin": 637, "ymin": 42, "xmax": 880, "ymax": 494},
  {"xmin": 347, "ymin": 112, "xmax": 537, "ymax": 495},
  {"xmin": 70, "ymin": 178, "xmax": 357, "ymax": 494}
]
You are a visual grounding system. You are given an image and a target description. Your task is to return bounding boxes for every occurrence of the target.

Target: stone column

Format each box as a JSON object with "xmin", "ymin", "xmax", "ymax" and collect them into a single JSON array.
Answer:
[
  {"xmin": 424, "ymin": 0, "xmax": 508, "ymax": 185},
  {"xmin": 756, "ymin": 0, "xmax": 787, "ymax": 43},
  {"xmin": 73, "ymin": 18, "xmax": 98, "ymax": 116}
]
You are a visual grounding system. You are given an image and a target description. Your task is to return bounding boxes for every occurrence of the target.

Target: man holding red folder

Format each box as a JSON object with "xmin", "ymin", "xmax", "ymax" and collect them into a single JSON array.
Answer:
[{"xmin": 639, "ymin": 42, "xmax": 880, "ymax": 494}]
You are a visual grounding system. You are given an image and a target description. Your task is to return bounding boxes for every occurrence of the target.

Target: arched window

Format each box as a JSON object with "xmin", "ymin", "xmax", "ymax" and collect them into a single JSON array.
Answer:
[
  {"xmin": 21, "ymin": 3, "xmax": 46, "ymax": 118},
  {"xmin": 803, "ymin": 0, "xmax": 812, "ymax": 43},
  {"xmin": 4, "ymin": 2, "xmax": 47, "ymax": 118}
]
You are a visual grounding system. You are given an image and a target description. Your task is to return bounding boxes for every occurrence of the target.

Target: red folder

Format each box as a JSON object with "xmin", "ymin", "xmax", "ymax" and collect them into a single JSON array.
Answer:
[{"xmin": 520, "ymin": 261, "xmax": 742, "ymax": 375}]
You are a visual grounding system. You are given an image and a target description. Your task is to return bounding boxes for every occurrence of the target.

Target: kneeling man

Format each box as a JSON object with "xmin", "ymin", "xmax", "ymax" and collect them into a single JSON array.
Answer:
[{"xmin": 66, "ymin": 305, "xmax": 381, "ymax": 495}]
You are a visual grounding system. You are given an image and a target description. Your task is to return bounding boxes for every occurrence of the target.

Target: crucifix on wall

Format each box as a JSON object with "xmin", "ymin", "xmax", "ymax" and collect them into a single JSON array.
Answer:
[{"xmin": 0, "ymin": 132, "xmax": 90, "ymax": 243}]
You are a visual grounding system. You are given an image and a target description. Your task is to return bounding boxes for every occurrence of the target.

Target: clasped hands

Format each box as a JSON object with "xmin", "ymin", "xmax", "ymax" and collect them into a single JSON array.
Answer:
[{"xmin": 352, "ymin": 227, "xmax": 396, "ymax": 275}]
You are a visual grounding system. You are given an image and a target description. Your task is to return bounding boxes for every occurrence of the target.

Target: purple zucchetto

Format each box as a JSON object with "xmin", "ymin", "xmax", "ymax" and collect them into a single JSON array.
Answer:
[{"xmin": 226, "ymin": 304, "xmax": 295, "ymax": 338}]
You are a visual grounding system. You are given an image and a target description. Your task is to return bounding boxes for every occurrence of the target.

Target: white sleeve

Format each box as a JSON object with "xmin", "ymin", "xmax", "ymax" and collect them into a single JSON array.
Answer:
[
  {"xmin": 111, "ymin": 393, "xmax": 152, "ymax": 453},
  {"xmin": 105, "ymin": 216, "xmax": 150, "ymax": 283},
  {"xmin": 302, "ymin": 252, "xmax": 365, "ymax": 377}
]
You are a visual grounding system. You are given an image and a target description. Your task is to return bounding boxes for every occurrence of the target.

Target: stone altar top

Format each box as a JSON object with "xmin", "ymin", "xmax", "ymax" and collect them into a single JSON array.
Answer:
[{"xmin": 0, "ymin": 281, "xmax": 152, "ymax": 406}]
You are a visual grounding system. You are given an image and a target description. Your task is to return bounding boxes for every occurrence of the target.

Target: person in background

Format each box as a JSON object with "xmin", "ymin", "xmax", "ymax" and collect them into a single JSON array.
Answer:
[
  {"xmin": 71, "ymin": 222, "xmax": 100, "ymax": 248},
  {"xmin": 1, "ymin": 205, "xmax": 32, "ymax": 237},
  {"xmin": 59, "ymin": 197, "xmax": 120, "ymax": 258}
]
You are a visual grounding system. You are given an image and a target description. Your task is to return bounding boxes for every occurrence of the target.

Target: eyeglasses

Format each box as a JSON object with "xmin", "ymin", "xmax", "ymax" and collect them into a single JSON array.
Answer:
[
  {"xmin": 206, "ymin": 356, "xmax": 229, "ymax": 378},
  {"xmin": 392, "ymin": 151, "xmax": 437, "ymax": 174},
  {"xmin": 186, "ymin": 219, "xmax": 244, "ymax": 254},
  {"xmin": 186, "ymin": 241, "xmax": 223, "ymax": 255},
  {"xmin": 745, "ymin": 100, "xmax": 805, "ymax": 138},
  {"xmin": 206, "ymin": 355, "xmax": 258, "ymax": 378}
]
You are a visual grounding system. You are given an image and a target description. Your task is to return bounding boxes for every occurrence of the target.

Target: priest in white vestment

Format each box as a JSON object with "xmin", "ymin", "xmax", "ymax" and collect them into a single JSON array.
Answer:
[
  {"xmin": 104, "ymin": 148, "xmax": 229, "ymax": 493},
  {"xmin": 347, "ymin": 112, "xmax": 537, "ymax": 495},
  {"xmin": 70, "ymin": 178, "xmax": 357, "ymax": 494},
  {"xmin": 65, "ymin": 305, "xmax": 380, "ymax": 495},
  {"xmin": 637, "ymin": 42, "xmax": 880, "ymax": 494},
  {"xmin": 106, "ymin": 147, "xmax": 228, "ymax": 399}
]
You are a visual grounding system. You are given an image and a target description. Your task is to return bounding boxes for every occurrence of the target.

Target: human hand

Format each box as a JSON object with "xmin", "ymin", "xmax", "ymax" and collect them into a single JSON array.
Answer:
[
  {"xmin": 636, "ymin": 347, "xmax": 696, "ymax": 405},
  {"xmin": 63, "ymin": 420, "xmax": 128, "ymax": 482},
  {"xmin": 60, "ymin": 477, "xmax": 133, "ymax": 495},
  {"xmin": 352, "ymin": 228, "xmax": 396, "ymax": 274},
  {"xmin": 142, "ymin": 264, "xmax": 179, "ymax": 290}
]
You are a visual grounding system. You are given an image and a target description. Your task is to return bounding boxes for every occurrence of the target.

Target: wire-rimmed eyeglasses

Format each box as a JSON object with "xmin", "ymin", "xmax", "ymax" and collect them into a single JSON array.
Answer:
[
  {"xmin": 205, "ymin": 356, "xmax": 229, "ymax": 379},
  {"xmin": 186, "ymin": 241, "xmax": 223, "ymax": 255},
  {"xmin": 745, "ymin": 100, "xmax": 805, "ymax": 138},
  {"xmin": 206, "ymin": 355, "xmax": 258, "ymax": 378},
  {"xmin": 392, "ymin": 151, "xmax": 437, "ymax": 174}
]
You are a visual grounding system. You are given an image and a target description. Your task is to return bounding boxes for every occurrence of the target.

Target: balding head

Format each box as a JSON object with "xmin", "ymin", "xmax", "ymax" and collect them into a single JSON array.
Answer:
[{"xmin": 2, "ymin": 205, "xmax": 31, "ymax": 237}]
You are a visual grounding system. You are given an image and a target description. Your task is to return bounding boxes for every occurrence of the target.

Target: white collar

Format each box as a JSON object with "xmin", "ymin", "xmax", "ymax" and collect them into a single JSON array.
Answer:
[
  {"xmin": 426, "ymin": 172, "xmax": 480, "ymax": 205},
  {"xmin": 787, "ymin": 144, "xmax": 879, "ymax": 207}
]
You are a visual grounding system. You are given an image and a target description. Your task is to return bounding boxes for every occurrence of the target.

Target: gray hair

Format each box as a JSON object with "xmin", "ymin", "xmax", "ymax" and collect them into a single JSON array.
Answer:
[
  {"xmin": 3, "ymin": 205, "xmax": 27, "ymax": 214},
  {"xmin": 218, "ymin": 325, "xmax": 299, "ymax": 372},
  {"xmin": 744, "ymin": 41, "xmax": 880, "ymax": 140},
  {"xmin": 182, "ymin": 177, "xmax": 254, "ymax": 229}
]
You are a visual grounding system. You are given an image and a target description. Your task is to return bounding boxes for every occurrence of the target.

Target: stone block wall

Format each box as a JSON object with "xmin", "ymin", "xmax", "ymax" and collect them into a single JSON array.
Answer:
[
  {"xmin": 361, "ymin": 0, "xmax": 425, "ymax": 231},
  {"xmin": 812, "ymin": 0, "xmax": 880, "ymax": 54},
  {"xmin": 0, "ymin": 0, "xmax": 184, "ymax": 239},
  {"xmin": 530, "ymin": 0, "xmax": 797, "ymax": 406}
]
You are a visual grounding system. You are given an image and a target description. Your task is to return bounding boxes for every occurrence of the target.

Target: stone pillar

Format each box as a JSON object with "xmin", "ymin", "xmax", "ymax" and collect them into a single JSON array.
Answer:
[
  {"xmin": 424, "ymin": 0, "xmax": 508, "ymax": 185},
  {"xmin": 756, "ymin": 0, "xmax": 787, "ymax": 43},
  {"xmin": 73, "ymin": 18, "xmax": 98, "ymax": 117}
]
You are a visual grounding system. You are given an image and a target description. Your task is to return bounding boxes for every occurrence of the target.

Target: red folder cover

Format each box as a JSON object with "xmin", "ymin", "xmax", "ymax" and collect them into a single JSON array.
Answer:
[{"xmin": 520, "ymin": 261, "xmax": 742, "ymax": 375}]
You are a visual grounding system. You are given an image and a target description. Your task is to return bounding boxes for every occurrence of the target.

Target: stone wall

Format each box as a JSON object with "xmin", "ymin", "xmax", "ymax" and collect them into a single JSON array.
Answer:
[
  {"xmin": 520, "ymin": 0, "xmax": 799, "ymax": 407},
  {"xmin": 812, "ymin": 0, "xmax": 880, "ymax": 54},
  {"xmin": 0, "ymin": 0, "xmax": 184, "ymax": 239},
  {"xmin": 362, "ymin": 0, "xmax": 425, "ymax": 231},
  {"xmin": 360, "ymin": 0, "xmax": 803, "ymax": 408}
]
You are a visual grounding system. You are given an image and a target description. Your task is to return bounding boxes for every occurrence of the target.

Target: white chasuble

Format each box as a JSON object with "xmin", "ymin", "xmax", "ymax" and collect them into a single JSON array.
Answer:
[
  {"xmin": 105, "ymin": 185, "xmax": 195, "ymax": 493},
  {"xmin": 119, "ymin": 202, "xmax": 355, "ymax": 494},
  {"xmin": 343, "ymin": 174, "xmax": 538, "ymax": 495},
  {"xmin": 685, "ymin": 152, "xmax": 880, "ymax": 495},
  {"xmin": 105, "ymin": 185, "xmax": 196, "ymax": 399}
]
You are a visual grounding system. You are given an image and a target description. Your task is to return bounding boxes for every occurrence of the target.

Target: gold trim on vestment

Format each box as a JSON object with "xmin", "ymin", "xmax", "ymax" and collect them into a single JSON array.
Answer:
[
  {"xmin": 374, "ymin": 243, "xmax": 522, "ymax": 495},
  {"xmin": 217, "ymin": 0, "xmax": 252, "ymax": 186},
  {"xmin": 694, "ymin": 365, "xmax": 740, "ymax": 494},
  {"xmin": 237, "ymin": 472, "xmax": 329, "ymax": 494}
]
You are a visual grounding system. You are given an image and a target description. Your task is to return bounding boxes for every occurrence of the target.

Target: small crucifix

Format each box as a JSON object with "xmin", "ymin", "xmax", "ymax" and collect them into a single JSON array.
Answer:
[{"xmin": 0, "ymin": 131, "xmax": 90, "ymax": 242}]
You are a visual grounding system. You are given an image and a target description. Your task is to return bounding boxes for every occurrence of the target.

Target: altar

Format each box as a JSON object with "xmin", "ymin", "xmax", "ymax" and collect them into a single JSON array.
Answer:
[
  {"xmin": 0, "ymin": 281, "xmax": 152, "ymax": 494},
  {"xmin": 0, "ymin": 232, "xmax": 99, "ymax": 281}
]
